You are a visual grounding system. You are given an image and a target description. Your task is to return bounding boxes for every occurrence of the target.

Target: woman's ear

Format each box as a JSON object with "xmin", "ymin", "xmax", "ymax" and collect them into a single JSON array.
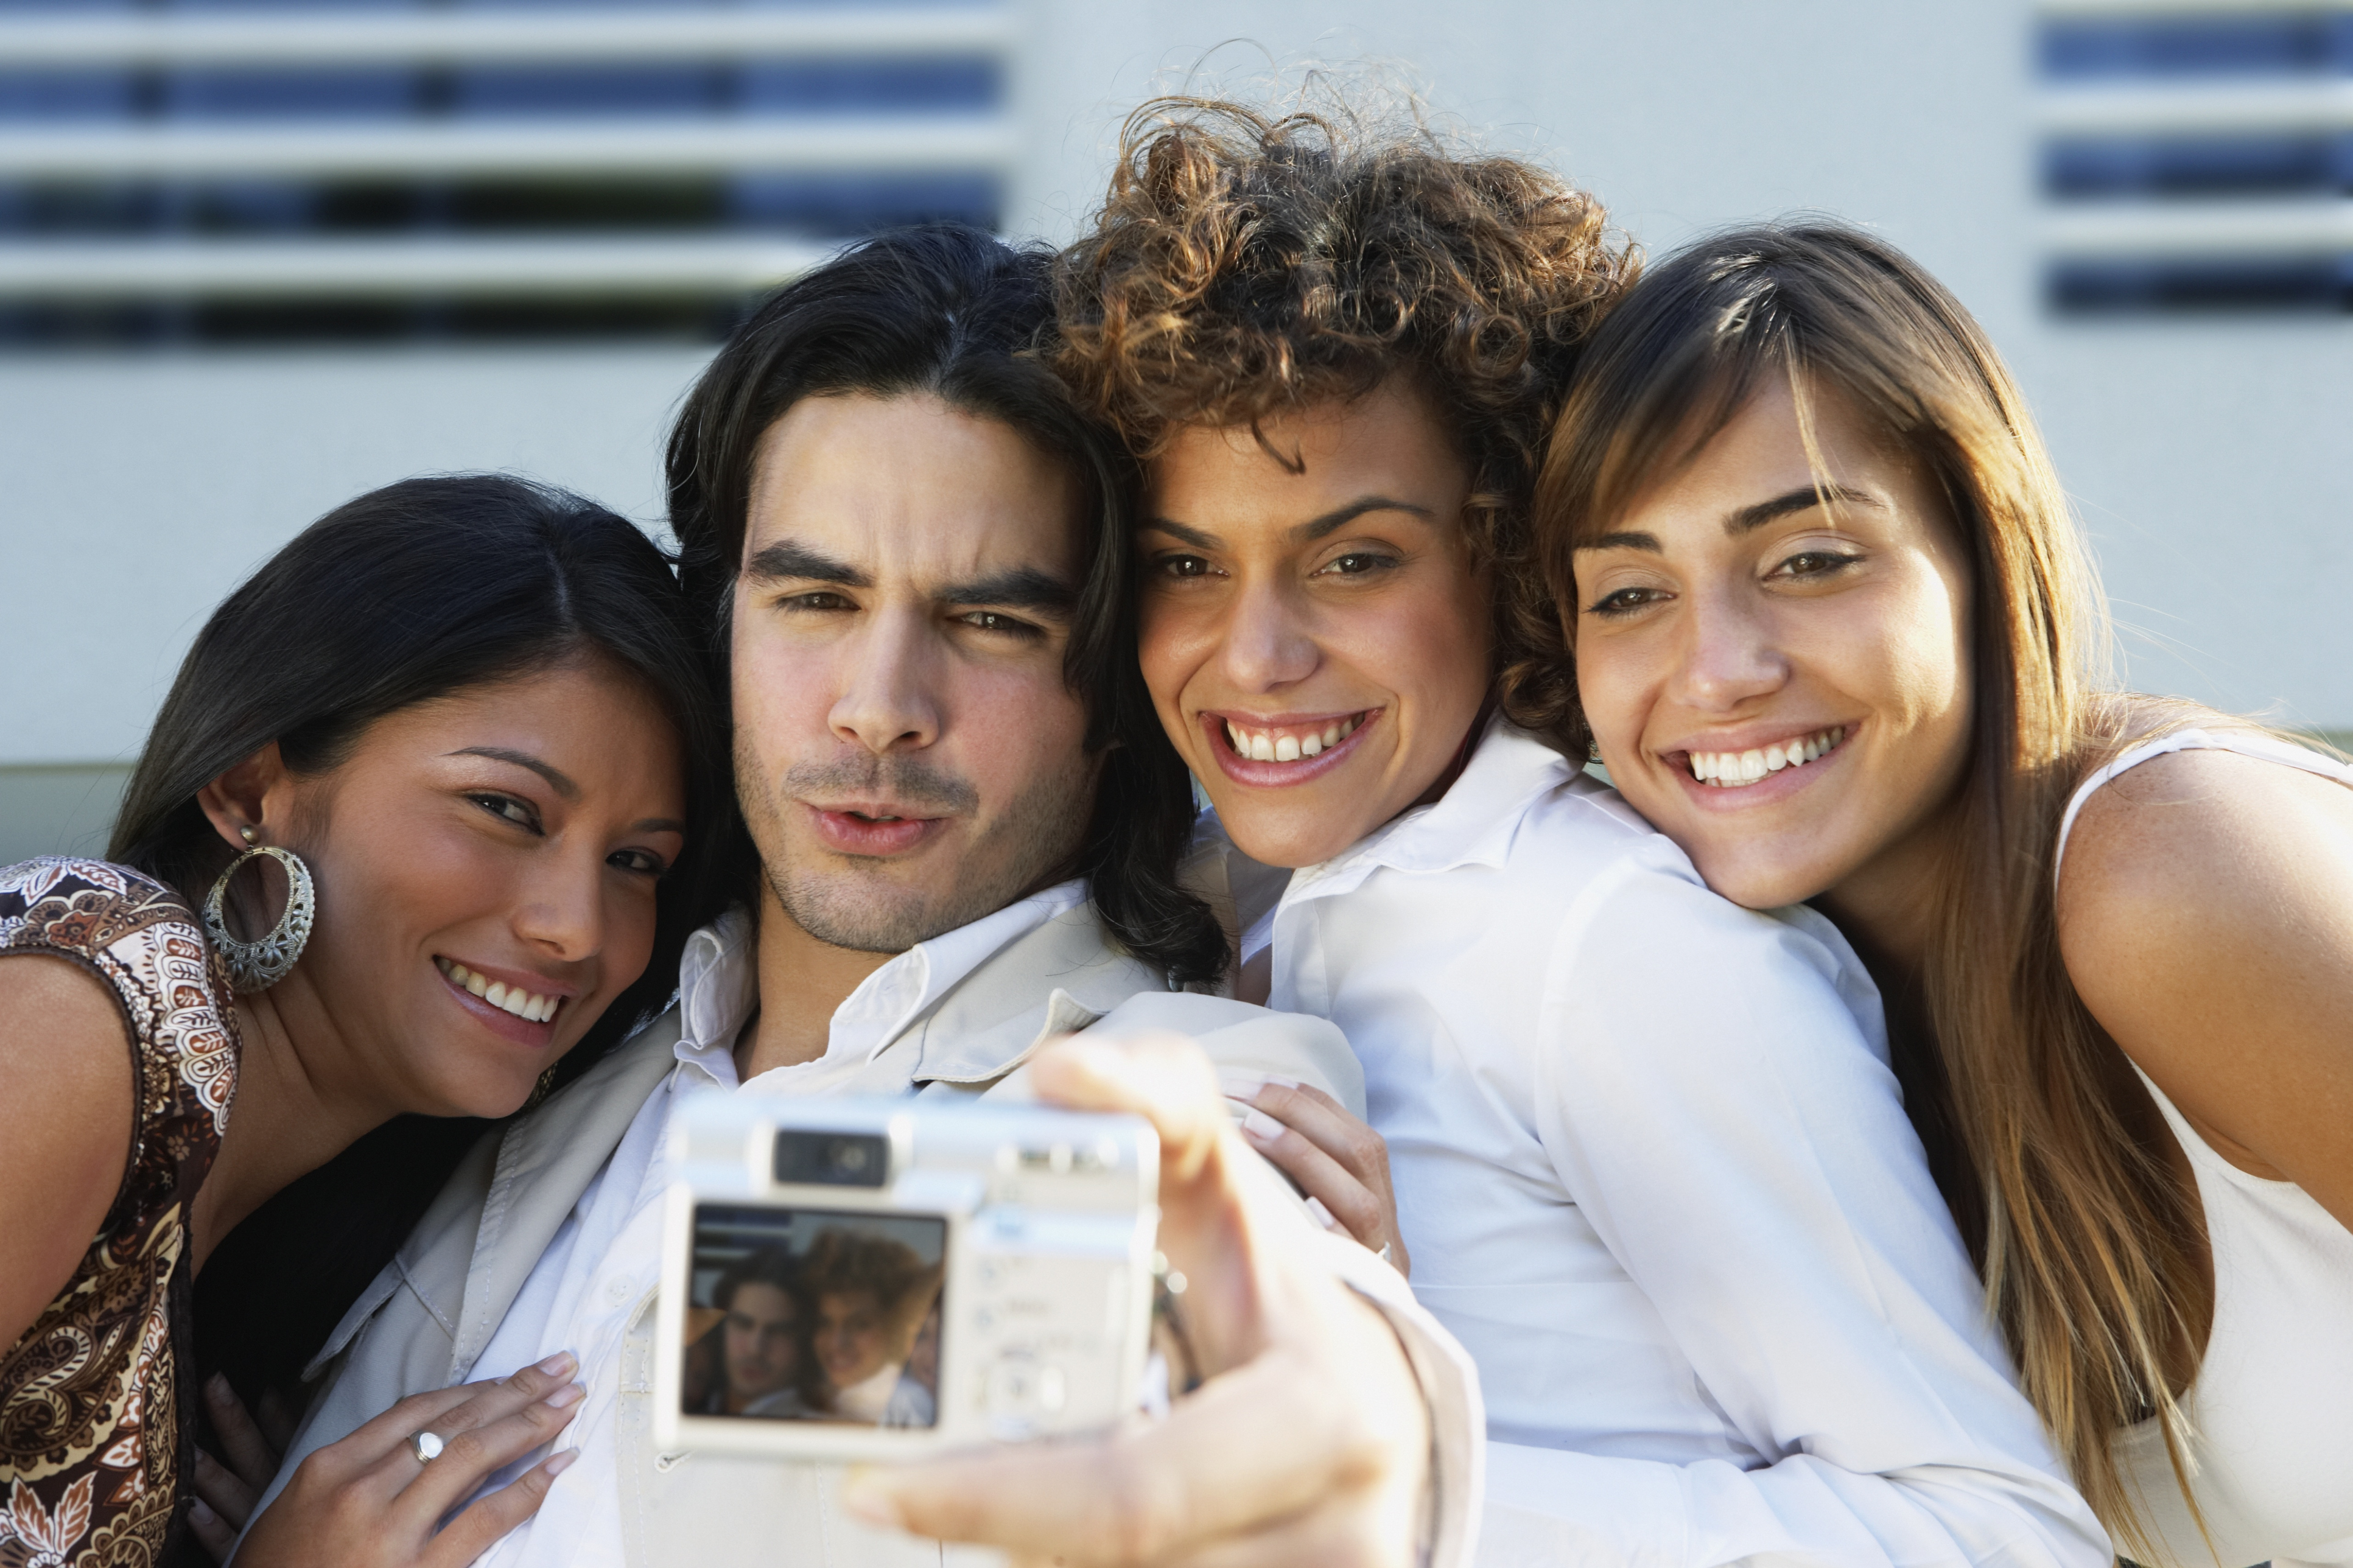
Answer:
[{"xmin": 196, "ymin": 743, "xmax": 294, "ymax": 854}]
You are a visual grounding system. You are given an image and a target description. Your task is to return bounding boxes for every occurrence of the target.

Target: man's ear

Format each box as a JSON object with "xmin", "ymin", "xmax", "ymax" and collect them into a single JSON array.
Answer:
[{"xmin": 195, "ymin": 743, "xmax": 295, "ymax": 853}]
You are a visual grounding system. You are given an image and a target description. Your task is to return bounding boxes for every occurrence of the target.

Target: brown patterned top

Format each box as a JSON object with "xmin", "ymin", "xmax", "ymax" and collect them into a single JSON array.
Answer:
[{"xmin": 0, "ymin": 859, "xmax": 237, "ymax": 1568}]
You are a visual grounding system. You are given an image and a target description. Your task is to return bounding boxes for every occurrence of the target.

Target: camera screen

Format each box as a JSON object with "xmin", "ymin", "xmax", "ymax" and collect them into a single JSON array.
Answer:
[{"xmin": 684, "ymin": 1203, "xmax": 945, "ymax": 1428}]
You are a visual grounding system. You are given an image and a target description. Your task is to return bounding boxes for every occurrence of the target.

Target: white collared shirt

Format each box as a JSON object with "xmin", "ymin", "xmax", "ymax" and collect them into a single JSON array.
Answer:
[
  {"xmin": 466, "ymin": 881, "xmax": 1085, "ymax": 1568},
  {"xmin": 1223, "ymin": 719, "xmax": 2109, "ymax": 1567}
]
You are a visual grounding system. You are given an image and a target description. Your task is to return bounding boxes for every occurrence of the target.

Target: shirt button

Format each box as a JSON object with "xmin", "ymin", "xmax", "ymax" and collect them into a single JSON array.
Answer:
[{"xmin": 606, "ymin": 1278, "xmax": 634, "ymax": 1303}]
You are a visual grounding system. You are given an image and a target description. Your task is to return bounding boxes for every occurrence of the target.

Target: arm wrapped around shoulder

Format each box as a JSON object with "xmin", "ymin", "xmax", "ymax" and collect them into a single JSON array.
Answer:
[{"xmin": 1482, "ymin": 842, "xmax": 2111, "ymax": 1568}]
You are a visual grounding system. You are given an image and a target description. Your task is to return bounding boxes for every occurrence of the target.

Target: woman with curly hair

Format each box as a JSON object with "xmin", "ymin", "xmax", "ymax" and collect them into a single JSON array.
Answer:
[{"xmin": 1051, "ymin": 97, "xmax": 2109, "ymax": 1565}]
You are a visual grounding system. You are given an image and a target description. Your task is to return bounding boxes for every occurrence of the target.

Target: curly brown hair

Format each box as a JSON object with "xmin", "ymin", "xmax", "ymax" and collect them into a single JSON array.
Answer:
[{"xmin": 1049, "ymin": 94, "xmax": 1637, "ymax": 750}]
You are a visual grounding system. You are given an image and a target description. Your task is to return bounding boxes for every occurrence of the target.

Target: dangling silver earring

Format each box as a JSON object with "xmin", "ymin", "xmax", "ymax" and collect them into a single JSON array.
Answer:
[{"xmin": 202, "ymin": 839, "xmax": 316, "ymax": 993}]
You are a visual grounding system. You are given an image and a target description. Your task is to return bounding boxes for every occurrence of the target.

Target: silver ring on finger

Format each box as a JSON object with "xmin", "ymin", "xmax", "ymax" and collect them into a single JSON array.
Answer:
[{"xmin": 410, "ymin": 1430, "xmax": 446, "ymax": 1466}]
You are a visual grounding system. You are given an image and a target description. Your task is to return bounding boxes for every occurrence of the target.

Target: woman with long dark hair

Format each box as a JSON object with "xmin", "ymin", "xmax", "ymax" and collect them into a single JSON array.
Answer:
[
  {"xmin": 0, "ymin": 475, "xmax": 724, "ymax": 1567},
  {"xmin": 1542, "ymin": 221, "xmax": 2353, "ymax": 1564}
]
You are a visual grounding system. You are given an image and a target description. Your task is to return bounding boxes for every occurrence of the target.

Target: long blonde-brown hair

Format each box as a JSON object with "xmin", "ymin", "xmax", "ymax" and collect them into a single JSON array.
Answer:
[{"xmin": 1531, "ymin": 220, "xmax": 2213, "ymax": 1550}]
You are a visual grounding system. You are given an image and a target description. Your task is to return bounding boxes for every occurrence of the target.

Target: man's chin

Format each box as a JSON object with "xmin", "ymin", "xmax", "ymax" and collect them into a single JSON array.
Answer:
[{"xmin": 770, "ymin": 868, "xmax": 963, "ymax": 955}]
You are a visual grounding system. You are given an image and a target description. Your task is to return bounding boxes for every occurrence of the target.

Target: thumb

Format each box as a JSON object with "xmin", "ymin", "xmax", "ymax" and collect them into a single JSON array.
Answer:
[{"xmin": 1026, "ymin": 1030, "xmax": 1233, "ymax": 1189}]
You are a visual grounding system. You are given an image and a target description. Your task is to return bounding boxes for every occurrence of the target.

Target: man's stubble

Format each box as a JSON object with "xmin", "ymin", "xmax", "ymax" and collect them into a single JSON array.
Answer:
[{"xmin": 735, "ymin": 731, "xmax": 1102, "ymax": 954}]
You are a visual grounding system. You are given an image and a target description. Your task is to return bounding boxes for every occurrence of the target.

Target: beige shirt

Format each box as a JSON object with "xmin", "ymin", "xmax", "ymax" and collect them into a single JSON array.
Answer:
[{"xmin": 255, "ymin": 891, "xmax": 1481, "ymax": 1568}]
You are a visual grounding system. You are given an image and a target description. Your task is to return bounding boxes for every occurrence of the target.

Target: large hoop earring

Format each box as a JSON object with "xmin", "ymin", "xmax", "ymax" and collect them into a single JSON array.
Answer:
[{"xmin": 202, "ymin": 844, "xmax": 316, "ymax": 993}]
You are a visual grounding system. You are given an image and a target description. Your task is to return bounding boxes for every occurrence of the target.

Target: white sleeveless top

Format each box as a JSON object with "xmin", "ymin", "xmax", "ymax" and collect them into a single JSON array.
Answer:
[{"xmin": 2056, "ymin": 729, "xmax": 2353, "ymax": 1568}]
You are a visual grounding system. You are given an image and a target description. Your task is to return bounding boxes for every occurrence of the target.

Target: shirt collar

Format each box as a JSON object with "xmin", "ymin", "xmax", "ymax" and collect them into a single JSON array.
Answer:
[
  {"xmin": 668, "ymin": 879, "xmax": 1092, "ymax": 1092},
  {"xmin": 1285, "ymin": 716, "xmax": 1580, "ymax": 904}
]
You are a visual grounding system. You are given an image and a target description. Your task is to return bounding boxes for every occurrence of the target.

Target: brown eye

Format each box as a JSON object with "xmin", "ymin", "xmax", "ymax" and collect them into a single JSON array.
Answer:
[
  {"xmin": 1157, "ymin": 555, "xmax": 1212, "ymax": 578},
  {"xmin": 1774, "ymin": 550, "xmax": 1863, "ymax": 581},
  {"xmin": 470, "ymin": 793, "xmax": 540, "ymax": 831},
  {"xmin": 1585, "ymin": 587, "xmax": 1663, "ymax": 617}
]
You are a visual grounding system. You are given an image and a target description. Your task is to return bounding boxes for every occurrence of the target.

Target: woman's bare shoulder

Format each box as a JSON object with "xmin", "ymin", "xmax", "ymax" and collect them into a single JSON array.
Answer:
[
  {"xmin": 2055, "ymin": 738, "xmax": 2353, "ymax": 1198},
  {"xmin": 2059, "ymin": 740, "xmax": 2353, "ymax": 925},
  {"xmin": 0, "ymin": 950, "xmax": 138, "ymax": 1346}
]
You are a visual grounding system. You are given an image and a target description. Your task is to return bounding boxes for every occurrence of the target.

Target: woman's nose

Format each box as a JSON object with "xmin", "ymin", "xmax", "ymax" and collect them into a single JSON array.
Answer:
[
  {"xmin": 513, "ymin": 853, "xmax": 605, "ymax": 962},
  {"xmin": 1218, "ymin": 578, "xmax": 1319, "ymax": 692},
  {"xmin": 1672, "ymin": 592, "xmax": 1790, "ymax": 712}
]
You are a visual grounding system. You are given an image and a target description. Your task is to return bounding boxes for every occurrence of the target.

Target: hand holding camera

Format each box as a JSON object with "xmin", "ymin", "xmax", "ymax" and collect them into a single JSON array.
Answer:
[{"xmin": 836, "ymin": 1032, "xmax": 1432, "ymax": 1568}]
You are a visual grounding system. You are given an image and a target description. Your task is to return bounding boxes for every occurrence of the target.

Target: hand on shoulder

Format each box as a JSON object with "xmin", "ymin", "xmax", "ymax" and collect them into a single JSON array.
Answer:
[
  {"xmin": 0, "ymin": 953, "xmax": 134, "ymax": 1349},
  {"xmin": 2057, "ymin": 743, "xmax": 2353, "ymax": 1226}
]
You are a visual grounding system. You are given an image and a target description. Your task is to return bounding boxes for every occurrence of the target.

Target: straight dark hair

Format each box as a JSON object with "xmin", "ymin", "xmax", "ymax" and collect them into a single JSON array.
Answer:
[
  {"xmin": 111, "ymin": 474, "xmax": 729, "ymax": 1413},
  {"xmin": 667, "ymin": 223, "xmax": 1225, "ymax": 985}
]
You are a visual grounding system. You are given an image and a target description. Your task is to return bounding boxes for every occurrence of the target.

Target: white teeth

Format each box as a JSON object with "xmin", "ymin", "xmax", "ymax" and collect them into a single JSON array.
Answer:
[
  {"xmin": 440, "ymin": 957, "xmax": 555, "ymax": 1022},
  {"xmin": 1687, "ymin": 727, "xmax": 1848, "ymax": 788},
  {"xmin": 1226, "ymin": 713, "xmax": 1366, "ymax": 765}
]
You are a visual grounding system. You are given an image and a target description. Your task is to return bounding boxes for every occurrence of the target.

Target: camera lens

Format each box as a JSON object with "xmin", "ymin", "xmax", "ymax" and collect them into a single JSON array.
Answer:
[{"xmin": 773, "ymin": 1130, "xmax": 889, "ymax": 1188}]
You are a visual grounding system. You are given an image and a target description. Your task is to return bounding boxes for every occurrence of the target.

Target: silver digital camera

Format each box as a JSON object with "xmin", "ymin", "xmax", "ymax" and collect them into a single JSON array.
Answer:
[{"xmin": 654, "ymin": 1094, "xmax": 1160, "ymax": 1461}]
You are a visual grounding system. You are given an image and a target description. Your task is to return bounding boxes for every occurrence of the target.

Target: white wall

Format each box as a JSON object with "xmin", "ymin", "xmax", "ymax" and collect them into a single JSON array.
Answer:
[
  {"xmin": 0, "ymin": 346, "xmax": 711, "ymax": 766},
  {"xmin": 1, "ymin": 0, "xmax": 2347, "ymax": 793},
  {"xmin": 1011, "ymin": 0, "xmax": 2353, "ymax": 726}
]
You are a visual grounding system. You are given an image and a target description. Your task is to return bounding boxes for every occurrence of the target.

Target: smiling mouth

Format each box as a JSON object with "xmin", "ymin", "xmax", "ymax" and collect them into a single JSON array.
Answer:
[
  {"xmin": 1685, "ymin": 726, "xmax": 1848, "ymax": 787},
  {"xmin": 1218, "ymin": 711, "xmax": 1373, "ymax": 765},
  {"xmin": 436, "ymin": 956, "xmax": 564, "ymax": 1024}
]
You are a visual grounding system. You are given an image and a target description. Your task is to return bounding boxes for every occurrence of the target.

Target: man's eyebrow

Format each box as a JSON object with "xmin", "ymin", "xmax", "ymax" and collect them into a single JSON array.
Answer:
[
  {"xmin": 451, "ymin": 746, "xmax": 579, "ymax": 800},
  {"xmin": 1727, "ymin": 484, "xmax": 1882, "ymax": 534},
  {"xmin": 743, "ymin": 539, "xmax": 868, "ymax": 587},
  {"xmin": 938, "ymin": 566, "xmax": 1077, "ymax": 615},
  {"xmin": 1288, "ymin": 496, "xmax": 1432, "ymax": 545}
]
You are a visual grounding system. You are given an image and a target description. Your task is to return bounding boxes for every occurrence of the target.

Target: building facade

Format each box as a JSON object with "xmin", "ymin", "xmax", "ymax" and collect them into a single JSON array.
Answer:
[{"xmin": 1, "ymin": 0, "xmax": 2346, "ymax": 857}]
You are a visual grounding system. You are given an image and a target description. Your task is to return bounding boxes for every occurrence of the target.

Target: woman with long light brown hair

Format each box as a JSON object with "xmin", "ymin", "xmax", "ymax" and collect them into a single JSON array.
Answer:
[
  {"xmin": 1061, "ymin": 97, "xmax": 2109, "ymax": 1567},
  {"xmin": 1540, "ymin": 219, "xmax": 2353, "ymax": 1565}
]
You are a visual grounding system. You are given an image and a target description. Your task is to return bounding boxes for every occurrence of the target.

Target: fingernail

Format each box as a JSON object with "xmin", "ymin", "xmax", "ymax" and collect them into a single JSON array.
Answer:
[
  {"xmin": 1266, "ymin": 1075, "xmax": 1300, "ymax": 1091},
  {"xmin": 205, "ymin": 1373, "xmax": 230, "ymax": 1400},
  {"xmin": 536, "ymin": 1351, "xmax": 577, "ymax": 1377},
  {"xmin": 544, "ymin": 1449, "xmax": 580, "ymax": 1479},
  {"xmin": 1306, "ymin": 1195, "xmax": 1341, "ymax": 1230},
  {"xmin": 1241, "ymin": 1107, "xmax": 1285, "ymax": 1139},
  {"xmin": 1219, "ymin": 1072, "xmax": 1268, "ymax": 1101},
  {"xmin": 543, "ymin": 1382, "xmax": 585, "ymax": 1410},
  {"xmin": 191, "ymin": 1497, "xmax": 217, "ymax": 1525},
  {"xmin": 842, "ymin": 1470, "xmax": 902, "ymax": 1529}
]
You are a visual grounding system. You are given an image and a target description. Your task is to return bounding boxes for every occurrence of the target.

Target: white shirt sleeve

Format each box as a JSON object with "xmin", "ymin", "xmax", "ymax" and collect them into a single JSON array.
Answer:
[{"xmin": 1483, "ymin": 849, "xmax": 2109, "ymax": 1568}]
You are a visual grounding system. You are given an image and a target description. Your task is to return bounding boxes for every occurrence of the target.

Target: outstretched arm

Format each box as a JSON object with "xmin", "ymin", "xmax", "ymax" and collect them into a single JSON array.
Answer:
[
  {"xmin": 2058, "ymin": 744, "xmax": 2353, "ymax": 1228},
  {"xmin": 0, "ymin": 954, "xmax": 133, "ymax": 1353},
  {"xmin": 846, "ymin": 1031, "xmax": 1456, "ymax": 1567}
]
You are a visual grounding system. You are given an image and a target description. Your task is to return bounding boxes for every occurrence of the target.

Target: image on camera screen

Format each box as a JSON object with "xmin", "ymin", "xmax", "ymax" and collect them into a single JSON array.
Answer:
[{"xmin": 684, "ymin": 1204, "xmax": 945, "ymax": 1427}]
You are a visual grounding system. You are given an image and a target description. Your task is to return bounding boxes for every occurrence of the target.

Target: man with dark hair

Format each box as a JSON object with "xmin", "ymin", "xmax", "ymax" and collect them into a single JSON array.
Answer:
[
  {"xmin": 255, "ymin": 226, "xmax": 1480, "ymax": 1568},
  {"xmin": 701, "ymin": 1248, "xmax": 805, "ymax": 1418}
]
